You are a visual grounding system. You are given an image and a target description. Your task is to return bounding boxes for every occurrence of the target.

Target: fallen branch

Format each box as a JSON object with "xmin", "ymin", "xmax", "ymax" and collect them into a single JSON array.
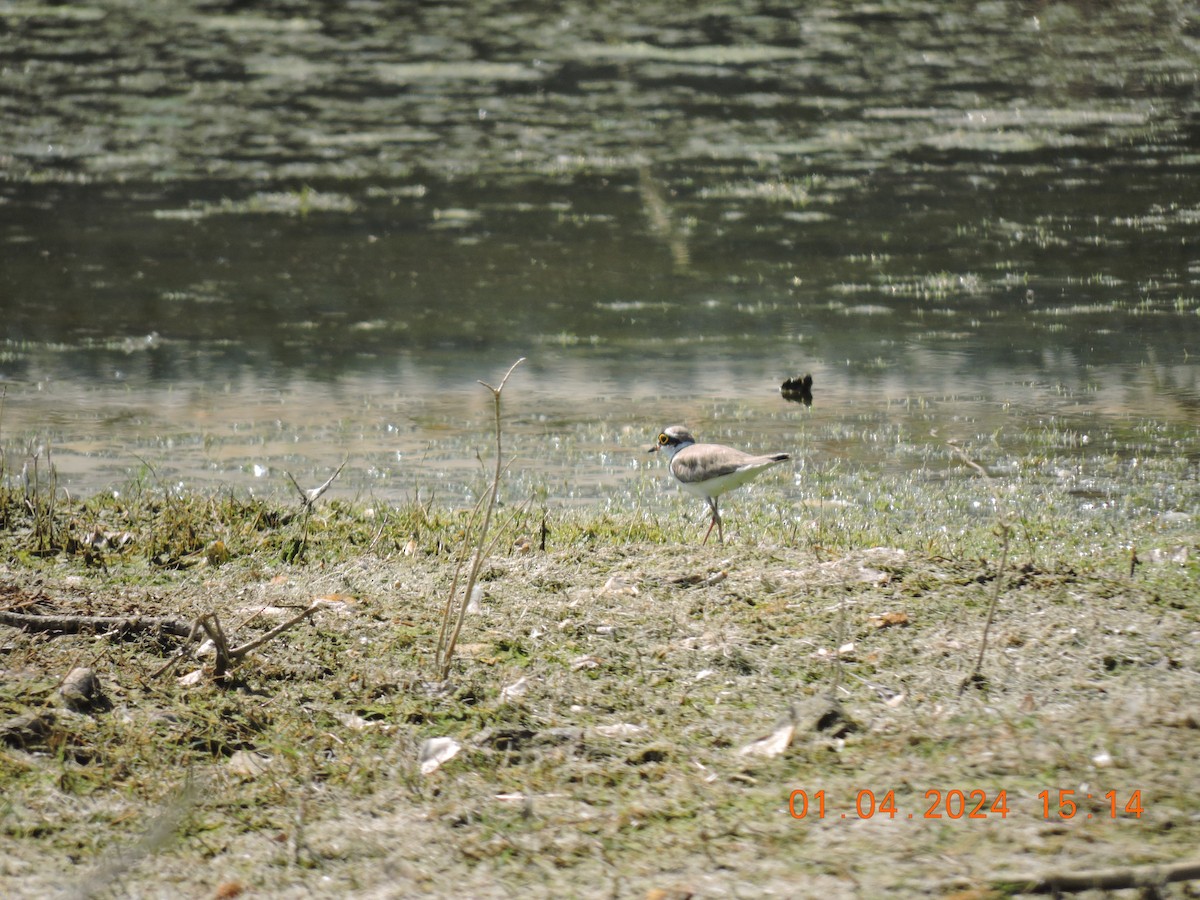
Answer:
[
  {"xmin": 0, "ymin": 609, "xmax": 193, "ymax": 638},
  {"xmin": 0, "ymin": 605, "xmax": 319, "ymax": 683},
  {"xmin": 155, "ymin": 603, "xmax": 326, "ymax": 682},
  {"xmin": 998, "ymin": 858, "xmax": 1200, "ymax": 894}
]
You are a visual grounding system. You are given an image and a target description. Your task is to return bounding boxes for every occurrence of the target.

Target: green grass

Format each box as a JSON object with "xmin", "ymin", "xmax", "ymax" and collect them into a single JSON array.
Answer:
[{"xmin": 0, "ymin": 443, "xmax": 1198, "ymax": 896}]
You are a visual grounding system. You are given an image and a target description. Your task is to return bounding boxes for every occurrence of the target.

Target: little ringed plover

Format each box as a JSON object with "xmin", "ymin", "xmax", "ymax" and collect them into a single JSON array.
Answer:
[{"xmin": 648, "ymin": 425, "xmax": 790, "ymax": 545}]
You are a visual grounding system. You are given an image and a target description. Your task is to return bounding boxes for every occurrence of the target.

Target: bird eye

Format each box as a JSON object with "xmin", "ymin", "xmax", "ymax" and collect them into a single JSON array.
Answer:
[{"xmin": 658, "ymin": 433, "xmax": 669, "ymax": 445}]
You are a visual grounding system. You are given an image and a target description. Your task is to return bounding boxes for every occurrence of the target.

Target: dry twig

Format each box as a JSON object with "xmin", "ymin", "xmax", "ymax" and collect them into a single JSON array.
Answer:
[
  {"xmin": 287, "ymin": 457, "xmax": 348, "ymax": 511},
  {"xmin": 199, "ymin": 603, "xmax": 325, "ymax": 680},
  {"xmin": 148, "ymin": 603, "xmax": 327, "ymax": 681},
  {"xmin": 284, "ymin": 458, "xmax": 349, "ymax": 562},
  {"xmin": 947, "ymin": 439, "xmax": 1012, "ymax": 694},
  {"xmin": 435, "ymin": 357, "xmax": 524, "ymax": 680}
]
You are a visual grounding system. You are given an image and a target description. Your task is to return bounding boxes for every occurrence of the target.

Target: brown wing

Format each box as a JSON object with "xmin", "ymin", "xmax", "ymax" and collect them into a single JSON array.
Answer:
[{"xmin": 670, "ymin": 443, "xmax": 756, "ymax": 484}]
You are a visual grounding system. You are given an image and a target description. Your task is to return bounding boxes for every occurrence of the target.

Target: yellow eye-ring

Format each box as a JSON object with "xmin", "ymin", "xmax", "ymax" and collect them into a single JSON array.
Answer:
[{"xmin": 658, "ymin": 433, "xmax": 670, "ymax": 445}]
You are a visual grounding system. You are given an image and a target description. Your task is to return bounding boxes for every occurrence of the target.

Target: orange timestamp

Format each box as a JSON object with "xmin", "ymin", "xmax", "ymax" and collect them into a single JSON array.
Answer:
[{"xmin": 788, "ymin": 789, "xmax": 1145, "ymax": 821}]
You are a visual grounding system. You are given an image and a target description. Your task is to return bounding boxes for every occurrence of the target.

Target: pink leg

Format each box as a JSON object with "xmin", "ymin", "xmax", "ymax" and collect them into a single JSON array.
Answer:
[{"xmin": 702, "ymin": 499, "xmax": 723, "ymax": 545}]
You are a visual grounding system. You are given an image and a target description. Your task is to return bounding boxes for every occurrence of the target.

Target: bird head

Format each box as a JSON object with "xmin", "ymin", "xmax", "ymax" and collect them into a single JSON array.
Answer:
[{"xmin": 648, "ymin": 425, "xmax": 696, "ymax": 458}]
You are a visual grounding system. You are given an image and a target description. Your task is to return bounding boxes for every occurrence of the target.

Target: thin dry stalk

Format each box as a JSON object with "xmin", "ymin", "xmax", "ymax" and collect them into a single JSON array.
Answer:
[
  {"xmin": 20, "ymin": 443, "xmax": 58, "ymax": 553},
  {"xmin": 960, "ymin": 520, "xmax": 1011, "ymax": 693},
  {"xmin": 947, "ymin": 439, "xmax": 1012, "ymax": 693},
  {"xmin": 832, "ymin": 581, "xmax": 847, "ymax": 696},
  {"xmin": 435, "ymin": 486, "xmax": 490, "ymax": 659},
  {"xmin": 287, "ymin": 457, "xmax": 348, "ymax": 511},
  {"xmin": 285, "ymin": 458, "xmax": 348, "ymax": 561},
  {"xmin": 435, "ymin": 357, "xmax": 524, "ymax": 680},
  {"xmin": 433, "ymin": 471, "xmax": 530, "ymax": 659}
]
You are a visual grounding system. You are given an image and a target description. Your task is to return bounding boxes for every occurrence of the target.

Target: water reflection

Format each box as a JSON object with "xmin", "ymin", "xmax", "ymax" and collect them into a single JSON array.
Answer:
[{"xmin": 0, "ymin": 1, "xmax": 1197, "ymax": 500}]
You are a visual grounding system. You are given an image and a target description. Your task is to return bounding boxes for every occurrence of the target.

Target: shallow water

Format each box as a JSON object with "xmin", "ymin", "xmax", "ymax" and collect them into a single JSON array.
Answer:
[{"xmin": 1, "ymin": 1, "xmax": 1198, "ymax": 504}]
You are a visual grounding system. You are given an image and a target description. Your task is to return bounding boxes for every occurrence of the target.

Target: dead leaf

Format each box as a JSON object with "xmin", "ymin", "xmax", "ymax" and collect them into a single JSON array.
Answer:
[
  {"xmin": 646, "ymin": 889, "xmax": 694, "ymax": 900},
  {"xmin": 602, "ymin": 574, "xmax": 639, "ymax": 596},
  {"xmin": 419, "ymin": 737, "xmax": 462, "ymax": 776},
  {"xmin": 869, "ymin": 611, "xmax": 910, "ymax": 628},
  {"xmin": 314, "ymin": 593, "xmax": 356, "ymax": 607},
  {"xmin": 737, "ymin": 721, "xmax": 795, "ymax": 758},
  {"xmin": 227, "ymin": 750, "xmax": 273, "ymax": 778},
  {"xmin": 332, "ymin": 711, "xmax": 374, "ymax": 731},
  {"xmin": 816, "ymin": 642, "xmax": 856, "ymax": 661},
  {"xmin": 177, "ymin": 669, "xmax": 206, "ymax": 686},
  {"xmin": 594, "ymin": 723, "xmax": 647, "ymax": 739},
  {"xmin": 500, "ymin": 677, "xmax": 529, "ymax": 703}
]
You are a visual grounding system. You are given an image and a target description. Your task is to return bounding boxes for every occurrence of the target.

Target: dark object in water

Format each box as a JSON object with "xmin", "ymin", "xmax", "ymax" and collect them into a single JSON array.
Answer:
[{"xmin": 780, "ymin": 373, "xmax": 814, "ymax": 406}]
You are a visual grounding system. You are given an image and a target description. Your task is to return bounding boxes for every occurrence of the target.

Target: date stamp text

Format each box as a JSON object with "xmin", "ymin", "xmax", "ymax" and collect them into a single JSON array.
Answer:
[{"xmin": 788, "ymin": 789, "xmax": 1145, "ymax": 821}]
